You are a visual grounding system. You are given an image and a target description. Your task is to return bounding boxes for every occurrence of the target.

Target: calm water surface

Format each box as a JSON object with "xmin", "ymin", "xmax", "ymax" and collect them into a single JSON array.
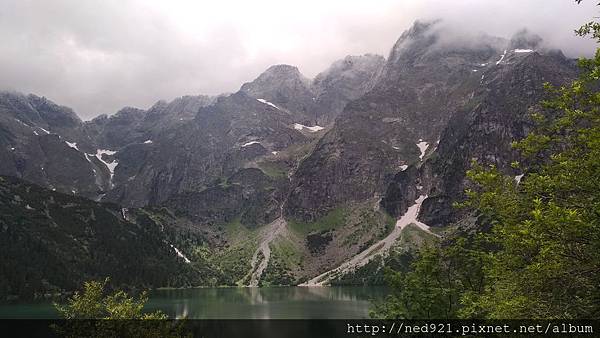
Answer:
[{"xmin": 0, "ymin": 286, "xmax": 388, "ymax": 319}]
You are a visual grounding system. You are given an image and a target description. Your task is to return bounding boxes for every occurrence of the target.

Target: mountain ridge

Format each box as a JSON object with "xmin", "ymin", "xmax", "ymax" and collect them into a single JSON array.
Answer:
[{"xmin": 0, "ymin": 20, "xmax": 584, "ymax": 293}]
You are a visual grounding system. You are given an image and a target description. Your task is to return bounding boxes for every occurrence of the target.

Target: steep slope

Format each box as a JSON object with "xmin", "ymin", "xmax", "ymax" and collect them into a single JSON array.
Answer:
[
  {"xmin": 0, "ymin": 175, "xmax": 221, "ymax": 300},
  {"xmin": 416, "ymin": 42, "xmax": 577, "ymax": 227},
  {"xmin": 0, "ymin": 92, "xmax": 110, "ymax": 199},
  {"xmin": 85, "ymin": 94, "xmax": 217, "ymax": 150},
  {"xmin": 240, "ymin": 65, "xmax": 316, "ymax": 123},
  {"xmin": 0, "ymin": 22, "xmax": 585, "ymax": 289},
  {"xmin": 104, "ymin": 91, "xmax": 307, "ymax": 209},
  {"xmin": 311, "ymin": 54, "xmax": 385, "ymax": 125},
  {"xmin": 282, "ymin": 23, "xmax": 580, "ymax": 284},
  {"xmin": 285, "ymin": 20, "xmax": 502, "ymax": 222}
]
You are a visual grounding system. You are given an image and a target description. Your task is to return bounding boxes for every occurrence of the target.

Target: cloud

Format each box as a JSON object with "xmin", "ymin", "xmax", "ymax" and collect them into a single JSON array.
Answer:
[{"xmin": 0, "ymin": 0, "xmax": 597, "ymax": 119}]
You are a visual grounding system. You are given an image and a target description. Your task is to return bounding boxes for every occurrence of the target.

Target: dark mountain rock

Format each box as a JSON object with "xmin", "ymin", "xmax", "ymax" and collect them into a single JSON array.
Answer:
[
  {"xmin": 85, "ymin": 95, "xmax": 217, "ymax": 150},
  {"xmin": 240, "ymin": 64, "xmax": 315, "ymax": 121},
  {"xmin": 416, "ymin": 48, "xmax": 578, "ymax": 226},
  {"xmin": 381, "ymin": 37, "xmax": 578, "ymax": 227},
  {"xmin": 104, "ymin": 91, "xmax": 305, "ymax": 209},
  {"xmin": 0, "ymin": 92, "xmax": 108, "ymax": 199},
  {"xmin": 285, "ymin": 20, "xmax": 499, "ymax": 221},
  {"xmin": 165, "ymin": 168, "xmax": 281, "ymax": 228},
  {"xmin": 311, "ymin": 54, "xmax": 385, "ymax": 124},
  {"xmin": 85, "ymin": 107, "xmax": 147, "ymax": 149},
  {"xmin": 0, "ymin": 20, "xmax": 586, "ymax": 287}
]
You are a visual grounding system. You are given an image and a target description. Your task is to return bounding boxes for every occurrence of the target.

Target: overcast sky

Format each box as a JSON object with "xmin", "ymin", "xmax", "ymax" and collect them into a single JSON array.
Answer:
[{"xmin": 0, "ymin": 0, "xmax": 598, "ymax": 119}]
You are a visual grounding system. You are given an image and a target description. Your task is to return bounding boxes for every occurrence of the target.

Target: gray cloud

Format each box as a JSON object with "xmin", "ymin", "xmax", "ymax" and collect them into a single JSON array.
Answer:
[{"xmin": 0, "ymin": 0, "xmax": 597, "ymax": 119}]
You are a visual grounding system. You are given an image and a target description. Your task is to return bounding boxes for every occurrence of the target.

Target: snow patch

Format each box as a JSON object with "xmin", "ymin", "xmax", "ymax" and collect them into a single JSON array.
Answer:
[
  {"xmin": 293, "ymin": 123, "xmax": 324, "ymax": 132},
  {"xmin": 25, "ymin": 204, "xmax": 35, "ymax": 210},
  {"xmin": 170, "ymin": 244, "xmax": 191, "ymax": 263},
  {"xmin": 242, "ymin": 141, "xmax": 260, "ymax": 147},
  {"xmin": 14, "ymin": 119, "xmax": 29, "ymax": 127},
  {"xmin": 95, "ymin": 149, "xmax": 118, "ymax": 187},
  {"xmin": 39, "ymin": 127, "xmax": 50, "ymax": 134},
  {"xmin": 416, "ymin": 140, "xmax": 429, "ymax": 160},
  {"xmin": 65, "ymin": 141, "xmax": 79, "ymax": 150},
  {"xmin": 302, "ymin": 195, "xmax": 434, "ymax": 286},
  {"xmin": 514, "ymin": 49, "xmax": 533, "ymax": 53},
  {"xmin": 143, "ymin": 140, "xmax": 153, "ymax": 144},
  {"xmin": 33, "ymin": 130, "xmax": 39, "ymax": 136},
  {"xmin": 399, "ymin": 165, "xmax": 408, "ymax": 171},
  {"xmin": 271, "ymin": 151, "xmax": 278, "ymax": 155},
  {"xmin": 496, "ymin": 49, "xmax": 507, "ymax": 65},
  {"xmin": 257, "ymin": 98, "xmax": 279, "ymax": 109}
]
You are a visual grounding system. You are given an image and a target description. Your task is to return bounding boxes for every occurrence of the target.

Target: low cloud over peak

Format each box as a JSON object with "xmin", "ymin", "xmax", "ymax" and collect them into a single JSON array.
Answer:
[{"xmin": 0, "ymin": 0, "xmax": 597, "ymax": 119}]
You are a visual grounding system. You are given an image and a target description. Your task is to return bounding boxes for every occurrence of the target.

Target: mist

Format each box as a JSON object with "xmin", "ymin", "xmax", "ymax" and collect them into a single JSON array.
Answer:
[{"xmin": 0, "ymin": 0, "xmax": 597, "ymax": 119}]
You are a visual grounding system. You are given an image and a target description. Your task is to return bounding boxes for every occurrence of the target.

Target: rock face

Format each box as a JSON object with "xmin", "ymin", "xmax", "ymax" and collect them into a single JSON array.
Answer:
[
  {"xmin": 165, "ymin": 168, "xmax": 281, "ymax": 228},
  {"xmin": 285, "ymin": 20, "xmax": 503, "ymax": 221},
  {"xmin": 311, "ymin": 54, "xmax": 385, "ymax": 125},
  {"xmin": 0, "ymin": 19, "xmax": 585, "ymax": 288},
  {"xmin": 240, "ymin": 59, "xmax": 385, "ymax": 125},
  {"xmin": 240, "ymin": 65, "xmax": 316, "ymax": 122},
  {"xmin": 381, "ymin": 30, "xmax": 578, "ymax": 227},
  {"xmin": 103, "ymin": 91, "xmax": 306, "ymax": 208},
  {"xmin": 416, "ymin": 46, "xmax": 578, "ymax": 227},
  {"xmin": 0, "ymin": 92, "xmax": 109, "ymax": 199}
]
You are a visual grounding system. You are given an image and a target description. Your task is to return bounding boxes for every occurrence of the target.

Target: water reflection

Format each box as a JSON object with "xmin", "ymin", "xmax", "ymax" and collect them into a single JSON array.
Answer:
[
  {"xmin": 0, "ymin": 286, "xmax": 388, "ymax": 319},
  {"xmin": 145, "ymin": 286, "xmax": 388, "ymax": 319}
]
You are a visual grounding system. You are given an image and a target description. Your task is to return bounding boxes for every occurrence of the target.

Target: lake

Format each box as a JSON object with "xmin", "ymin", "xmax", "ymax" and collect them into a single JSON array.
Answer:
[{"xmin": 0, "ymin": 286, "xmax": 389, "ymax": 319}]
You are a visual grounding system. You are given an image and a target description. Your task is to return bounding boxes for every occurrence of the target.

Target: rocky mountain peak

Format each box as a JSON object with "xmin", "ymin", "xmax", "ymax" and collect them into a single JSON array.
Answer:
[
  {"xmin": 262, "ymin": 64, "xmax": 303, "ymax": 77},
  {"xmin": 239, "ymin": 64, "xmax": 315, "ymax": 118},
  {"xmin": 314, "ymin": 54, "xmax": 385, "ymax": 83},
  {"xmin": 241, "ymin": 64, "xmax": 311, "ymax": 92},
  {"xmin": 311, "ymin": 54, "xmax": 385, "ymax": 124},
  {"xmin": 387, "ymin": 19, "xmax": 441, "ymax": 62},
  {"xmin": 403, "ymin": 19, "xmax": 442, "ymax": 39},
  {"xmin": 0, "ymin": 91, "xmax": 82, "ymax": 130}
]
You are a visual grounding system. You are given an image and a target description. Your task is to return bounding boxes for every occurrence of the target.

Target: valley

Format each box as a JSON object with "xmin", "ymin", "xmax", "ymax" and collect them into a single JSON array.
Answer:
[{"xmin": 0, "ymin": 20, "xmax": 579, "ymax": 300}]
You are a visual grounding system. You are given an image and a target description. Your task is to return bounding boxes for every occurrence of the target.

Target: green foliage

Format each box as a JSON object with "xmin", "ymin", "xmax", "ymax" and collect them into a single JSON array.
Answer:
[
  {"xmin": 54, "ymin": 278, "xmax": 166, "ymax": 319},
  {"xmin": 288, "ymin": 207, "xmax": 347, "ymax": 235},
  {"xmin": 257, "ymin": 160, "xmax": 288, "ymax": 179},
  {"xmin": 53, "ymin": 279, "xmax": 189, "ymax": 338},
  {"xmin": 371, "ymin": 238, "xmax": 485, "ymax": 319},
  {"xmin": 460, "ymin": 34, "xmax": 600, "ymax": 318},
  {"xmin": 0, "ymin": 176, "xmax": 208, "ymax": 301},
  {"xmin": 376, "ymin": 12, "xmax": 600, "ymax": 319}
]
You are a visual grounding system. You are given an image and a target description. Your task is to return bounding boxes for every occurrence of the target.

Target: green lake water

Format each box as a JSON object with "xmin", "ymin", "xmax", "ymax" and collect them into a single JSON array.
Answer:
[{"xmin": 0, "ymin": 286, "xmax": 389, "ymax": 319}]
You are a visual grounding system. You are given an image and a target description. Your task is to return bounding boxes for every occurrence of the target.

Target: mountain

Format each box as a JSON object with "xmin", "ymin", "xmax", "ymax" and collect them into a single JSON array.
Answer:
[
  {"xmin": 285, "ymin": 20, "xmax": 502, "ymax": 222},
  {"xmin": 240, "ymin": 64, "xmax": 316, "ymax": 122},
  {"xmin": 0, "ymin": 92, "xmax": 110, "ymax": 199},
  {"xmin": 86, "ymin": 94, "xmax": 218, "ymax": 150},
  {"xmin": 281, "ymin": 21, "xmax": 579, "ymax": 282},
  {"xmin": 0, "ymin": 175, "xmax": 223, "ymax": 300},
  {"xmin": 311, "ymin": 54, "xmax": 385, "ymax": 125},
  {"xmin": 0, "ymin": 20, "xmax": 584, "ymax": 292}
]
